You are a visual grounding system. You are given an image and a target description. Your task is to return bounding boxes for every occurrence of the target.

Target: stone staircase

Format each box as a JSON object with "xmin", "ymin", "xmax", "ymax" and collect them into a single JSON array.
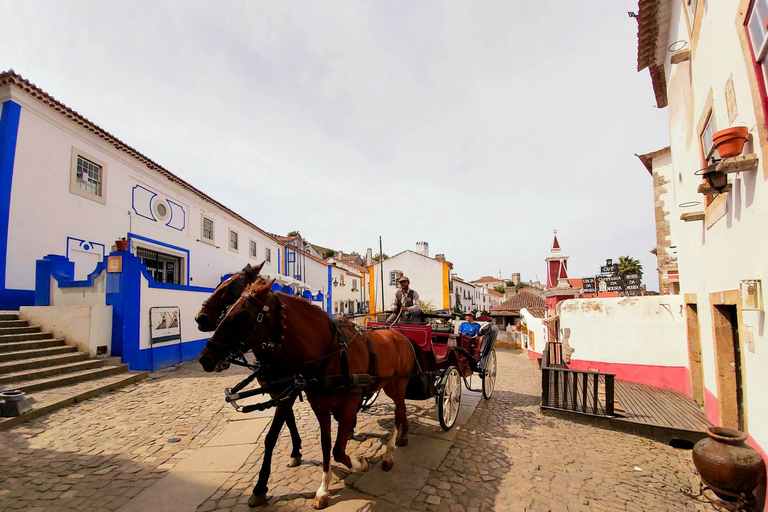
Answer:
[{"xmin": 0, "ymin": 311, "xmax": 148, "ymax": 430}]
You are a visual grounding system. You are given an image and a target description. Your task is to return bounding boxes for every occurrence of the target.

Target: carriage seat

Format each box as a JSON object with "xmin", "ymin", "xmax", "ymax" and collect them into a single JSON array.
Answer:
[{"xmin": 431, "ymin": 321, "xmax": 453, "ymax": 334}]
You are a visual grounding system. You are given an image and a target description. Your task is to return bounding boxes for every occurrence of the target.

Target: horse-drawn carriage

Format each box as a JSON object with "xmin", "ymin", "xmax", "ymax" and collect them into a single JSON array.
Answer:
[{"xmin": 366, "ymin": 316, "xmax": 498, "ymax": 430}]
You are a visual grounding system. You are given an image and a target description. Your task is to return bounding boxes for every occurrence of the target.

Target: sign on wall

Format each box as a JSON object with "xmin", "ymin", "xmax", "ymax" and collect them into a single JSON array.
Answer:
[
  {"xmin": 581, "ymin": 278, "xmax": 596, "ymax": 293},
  {"xmin": 150, "ymin": 306, "xmax": 181, "ymax": 344}
]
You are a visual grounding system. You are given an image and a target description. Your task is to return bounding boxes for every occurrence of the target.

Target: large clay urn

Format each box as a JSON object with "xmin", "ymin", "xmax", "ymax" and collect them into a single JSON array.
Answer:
[
  {"xmin": 692, "ymin": 427, "xmax": 765, "ymax": 502},
  {"xmin": 712, "ymin": 126, "xmax": 749, "ymax": 158}
]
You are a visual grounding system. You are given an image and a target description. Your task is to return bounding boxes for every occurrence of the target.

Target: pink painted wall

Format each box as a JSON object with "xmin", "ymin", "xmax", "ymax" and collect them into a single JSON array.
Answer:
[{"xmin": 567, "ymin": 359, "xmax": 691, "ymax": 395}]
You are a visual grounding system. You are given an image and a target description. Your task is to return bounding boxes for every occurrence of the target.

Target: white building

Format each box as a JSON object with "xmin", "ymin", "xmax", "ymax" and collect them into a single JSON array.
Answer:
[
  {"xmin": 0, "ymin": 70, "xmax": 346, "ymax": 370},
  {"xmin": 367, "ymin": 242, "xmax": 453, "ymax": 313},
  {"xmin": 634, "ymin": 0, "xmax": 768, "ymax": 470},
  {"xmin": 451, "ymin": 276, "xmax": 477, "ymax": 314}
]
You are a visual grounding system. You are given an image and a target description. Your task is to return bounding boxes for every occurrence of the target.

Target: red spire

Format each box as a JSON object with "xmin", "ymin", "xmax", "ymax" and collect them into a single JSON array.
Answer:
[{"xmin": 552, "ymin": 235, "xmax": 560, "ymax": 250}]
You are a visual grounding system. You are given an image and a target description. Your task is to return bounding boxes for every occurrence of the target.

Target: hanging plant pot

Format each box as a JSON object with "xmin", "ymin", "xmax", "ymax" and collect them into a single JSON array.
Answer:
[
  {"xmin": 115, "ymin": 238, "xmax": 129, "ymax": 251},
  {"xmin": 692, "ymin": 427, "xmax": 765, "ymax": 502},
  {"xmin": 712, "ymin": 126, "xmax": 749, "ymax": 158}
]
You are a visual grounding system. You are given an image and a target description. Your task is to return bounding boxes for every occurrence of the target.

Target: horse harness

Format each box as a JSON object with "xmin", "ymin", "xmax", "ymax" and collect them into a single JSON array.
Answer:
[{"xmin": 221, "ymin": 289, "xmax": 381, "ymax": 414}]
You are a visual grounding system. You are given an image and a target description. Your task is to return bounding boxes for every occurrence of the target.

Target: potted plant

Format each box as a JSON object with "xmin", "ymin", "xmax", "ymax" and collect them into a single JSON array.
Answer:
[
  {"xmin": 713, "ymin": 126, "xmax": 749, "ymax": 158},
  {"xmin": 115, "ymin": 237, "xmax": 129, "ymax": 251}
]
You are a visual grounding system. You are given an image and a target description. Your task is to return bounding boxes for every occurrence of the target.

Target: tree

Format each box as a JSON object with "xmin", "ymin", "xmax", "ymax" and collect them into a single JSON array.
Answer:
[
  {"xmin": 505, "ymin": 281, "xmax": 514, "ymax": 287},
  {"xmin": 419, "ymin": 300, "xmax": 436, "ymax": 315},
  {"xmin": 515, "ymin": 282, "xmax": 529, "ymax": 290},
  {"xmin": 618, "ymin": 256, "xmax": 643, "ymax": 276},
  {"xmin": 373, "ymin": 253, "xmax": 389, "ymax": 262},
  {"xmin": 493, "ymin": 285, "xmax": 505, "ymax": 294},
  {"xmin": 322, "ymin": 249, "xmax": 336, "ymax": 259},
  {"xmin": 287, "ymin": 230, "xmax": 301, "ymax": 238}
]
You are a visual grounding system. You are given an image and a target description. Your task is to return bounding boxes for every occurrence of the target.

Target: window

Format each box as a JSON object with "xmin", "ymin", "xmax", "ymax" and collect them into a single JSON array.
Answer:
[
  {"xmin": 201, "ymin": 216, "xmax": 214, "ymax": 243},
  {"xmin": 70, "ymin": 148, "xmax": 107, "ymax": 204},
  {"xmin": 747, "ymin": 1, "xmax": 768, "ymax": 96},
  {"xmin": 700, "ymin": 111, "xmax": 717, "ymax": 161},
  {"xmin": 249, "ymin": 239, "xmax": 257, "ymax": 259},
  {"xmin": 334, "ymin": 301, "xmax": 339, "ymax": 314},
  {"xmin": 340, "ymin": 274, "xmax": 345, "ymax": 287},
  {"xmin": 136, "ymin": 246, "xmax": 183, "ymax": 285},
  {"xmin": 265, "ymin": 247, "xmax": 271, "ymax": 262},
  {"xmin": 352, "ymin": 279, "xmax": 358, "ymax": 291},
  {"xmin": 389, "ymin": 271, "xmax": 402, "ymax": 285},
  {"xmin": 229, "ymin": 229, "xmax": 238, "ymax": 252}
]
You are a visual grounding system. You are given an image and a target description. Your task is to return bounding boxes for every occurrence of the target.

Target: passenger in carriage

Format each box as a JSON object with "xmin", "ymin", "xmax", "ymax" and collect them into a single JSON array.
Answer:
[
  {"xmin": 458, "ymin": 311, "xmax": 481, "ymax": 338},
  {"xmin": 386, "ymin": 275, "xmax": 423, "ymax": 323}
]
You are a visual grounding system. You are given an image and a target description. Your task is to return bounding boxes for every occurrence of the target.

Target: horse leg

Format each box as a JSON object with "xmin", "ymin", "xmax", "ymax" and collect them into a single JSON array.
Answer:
[
  {"xmin": 395, "ymin": 378, "xmax": 410, "ymax": 447},
  {"xmin": 285, "ymin": 398, "xmax": 302, "ymax": 467},
  {"xmin": 312, "ymin": 409, "xmax": 333, "ymax": 510},
  {"xmin": 248, "ymin": 402, "xmax": 290, "ymax": 507},
  {"xmin": 332, "ymin": 400, "xmax": 368, "ymax": 473},
  {"xmin": 381, "ymin": 422, "xmax": 399, "ymax": 472}
]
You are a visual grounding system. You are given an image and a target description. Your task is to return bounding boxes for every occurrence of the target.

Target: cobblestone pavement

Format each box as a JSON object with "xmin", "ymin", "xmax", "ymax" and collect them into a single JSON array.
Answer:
[{"xmin": 0, "ymin": 349, "xmax": 707, "ymax": 512}]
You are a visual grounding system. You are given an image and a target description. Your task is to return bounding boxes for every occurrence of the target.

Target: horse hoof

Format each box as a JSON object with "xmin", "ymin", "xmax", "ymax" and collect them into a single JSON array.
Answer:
[
  {"xmin": 312, "ymin": 494, "xmax": 330, "ymax": 509},
  {"xmin": 248, "ymin": 493, "xmax": 268, "ymax": 507},
  {"xmin": 396, "ymin": 438, "xmax": 408, "ymax": 447},
  {"xmin": 357, "ymin": 455, "xmax": 369, "ymax": 472},
  {"xmin": 382, "ymin": 459, "xmax": 394, "ymax": 472},
  {"xmin": 287, "ymin": 456, "xmax": 302, "ymax": 467}
]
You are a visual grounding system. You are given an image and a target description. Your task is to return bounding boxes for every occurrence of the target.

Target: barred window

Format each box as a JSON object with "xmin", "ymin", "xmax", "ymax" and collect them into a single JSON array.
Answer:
[{"xmin": 250, "ymin": 239, "xmax": 257, "ymax": 258}]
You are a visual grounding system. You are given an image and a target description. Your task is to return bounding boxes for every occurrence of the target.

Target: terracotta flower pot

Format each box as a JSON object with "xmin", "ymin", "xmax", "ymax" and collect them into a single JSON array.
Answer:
[
  {"xmin": 115, "ymin": 239, "xmax": 129, "ymax": 251},
  {"xmin": 712, "ymin": 127, "xmax": 749, "ymax": 158},
  {"xmin": 692, "ymin": 427, "xmax": 765, "ymax": 502}
]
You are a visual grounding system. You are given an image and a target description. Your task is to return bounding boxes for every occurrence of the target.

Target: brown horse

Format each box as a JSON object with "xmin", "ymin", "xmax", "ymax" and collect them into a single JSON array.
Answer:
[
  {"xmin": 199, "ymin": 280, "xmax": 416, "ymax": 509},
  {"xmin": 195, "ymin": 263, "xmax": 304, "ymax": 505}
]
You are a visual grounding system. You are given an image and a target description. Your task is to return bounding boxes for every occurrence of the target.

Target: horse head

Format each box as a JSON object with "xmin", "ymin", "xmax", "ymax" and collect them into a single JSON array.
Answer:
[
  {"xmin": 199, "ymin": 279, "xmax": 279, "ymax": 373},
  {"xmin": 195, "ymin": 261, "xmax": 265, "ymax": 331}
]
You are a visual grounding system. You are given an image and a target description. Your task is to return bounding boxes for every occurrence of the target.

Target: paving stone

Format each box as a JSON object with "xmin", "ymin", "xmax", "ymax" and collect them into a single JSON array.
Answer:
[{"xmin": 205, "ymin": 418, "xmax": 271, "ymax": 447}]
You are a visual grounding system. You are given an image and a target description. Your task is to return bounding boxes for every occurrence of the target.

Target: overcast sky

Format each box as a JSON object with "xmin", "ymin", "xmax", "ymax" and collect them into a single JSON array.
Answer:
[{"xmin": 1, "ymin": 0, "xmax": 668, "ymax": 289}]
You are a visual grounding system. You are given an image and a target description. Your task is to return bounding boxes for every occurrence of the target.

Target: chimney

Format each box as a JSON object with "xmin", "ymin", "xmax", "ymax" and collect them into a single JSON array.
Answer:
[
  {"xmin": 335, "ymin": 251, "xmax": 342, "ymax": 259},
  {"xmin": 435, "ymin": 254, "xmax": 445, "ymax": 263},
  {"xmin": 416, "ymin": 241, "xmax": 429, "ymax": 257},
  {"xmin": 366, "ymin": 248, "xmax": 373, "ymax": 266},
  {"xmin": 511, "ymin": 273, "xmax": 520, "ymax": 285}
]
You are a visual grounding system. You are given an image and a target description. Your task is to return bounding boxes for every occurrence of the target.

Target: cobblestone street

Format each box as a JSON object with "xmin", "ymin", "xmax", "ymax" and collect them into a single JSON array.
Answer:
[{"xmin": 0, "ymin": 349, "xmax": 707, "ymax": 512}]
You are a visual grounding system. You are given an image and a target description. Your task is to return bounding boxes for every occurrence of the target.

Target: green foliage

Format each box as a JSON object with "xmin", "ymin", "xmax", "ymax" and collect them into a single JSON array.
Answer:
[
  {"xmin": 618, "ymin": 256, "xmax": 643, "ymax": 276},
  {"xmin": 287, "ymin": 230, "xmax": 301, "ymax": 237},
  {"xmin": 493, "ymin": 285, "xmax": 506, "ymax": 294},
  {"xmin": 373, "ymin": 253, "xmax": 389, "ymax": 262},
  {"xmin": 515, "ymin": 282, "xmax": 529, "ymax": 290},
  {"xmin": 322, "ymin": 249, "xmax": 336, "ymax": 259},
  {"xmin": 505, "ymin": 281, "xmax": 514, "ymax": 287},
  {"xmin": 481, "ymin": 310, "xmax": 490, "ymax": 317},
  {"xmin": 419, "ymin": 300, "xmax": 436, "ymax": 315}
]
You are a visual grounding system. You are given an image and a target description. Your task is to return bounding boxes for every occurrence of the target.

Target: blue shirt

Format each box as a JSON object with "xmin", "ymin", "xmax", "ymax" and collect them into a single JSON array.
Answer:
[{"xmin": 459, "ymin": 322, "xmax": 480, "ymax": 337}]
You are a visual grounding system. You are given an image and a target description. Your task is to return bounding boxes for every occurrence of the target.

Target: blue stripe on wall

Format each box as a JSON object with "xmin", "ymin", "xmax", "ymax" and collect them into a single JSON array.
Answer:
[
  {"xmin": 327, "ymin": 265, "xmax": 332, "ymax": 315},
  {"xmin": 0, "ymin": 100, "xmax": 34, "ymax": 309}
]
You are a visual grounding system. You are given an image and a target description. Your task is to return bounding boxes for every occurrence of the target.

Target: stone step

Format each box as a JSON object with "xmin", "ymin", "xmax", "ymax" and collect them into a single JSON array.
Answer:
[
  {"xmin": 0, "ymin": 320, "xmax": 29, "ymax": 328},
  {"xmin": 0, "ymin": 311, "xmax": 19, "ymax": 321},
  {"xmin": 0, "ymin": 338, "xmax": 66, "ymax": 354},
  {"xmin": 0, "ymin": 352, "xmax": 89, "ymax": 373},
  {"xmin": 0, "ymin": 359, "xmax": 106, "ymax": 385},
  {"xmin": 0, "ymin": 345, "xmax": 76, "ymax": 363},
  {"xmin": 0, "ymin": 332, "xmax": 52, "ymax": 344},
  {"xmin": 5, "ymin": 364, "xmax": 129, "ymax": 394},
  {"xmin": 0, "ymin": 326, "xmax": 39, "ymax": 335},
  {"xmin": 0, "ymin": 371, "xmax": 149, "ymax": 431}
]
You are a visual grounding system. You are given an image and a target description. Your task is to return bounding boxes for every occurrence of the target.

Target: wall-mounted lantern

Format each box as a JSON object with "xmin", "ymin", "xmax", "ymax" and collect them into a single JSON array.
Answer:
[{"xmin": 740, "ymin": 280, "xmax": 763, "ymax": 311}]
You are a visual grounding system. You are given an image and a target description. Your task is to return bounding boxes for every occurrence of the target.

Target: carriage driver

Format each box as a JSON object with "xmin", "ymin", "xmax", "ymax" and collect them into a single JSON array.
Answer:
[{"xmin": 386, "ymin": 276, "xmax": 423, "ymax": 323}]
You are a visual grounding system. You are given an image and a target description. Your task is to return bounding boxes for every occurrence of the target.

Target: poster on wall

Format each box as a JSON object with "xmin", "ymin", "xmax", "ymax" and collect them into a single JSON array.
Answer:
[{"xmin": 150, "ymin": 306, "xmax": 181, "ymax": 344}]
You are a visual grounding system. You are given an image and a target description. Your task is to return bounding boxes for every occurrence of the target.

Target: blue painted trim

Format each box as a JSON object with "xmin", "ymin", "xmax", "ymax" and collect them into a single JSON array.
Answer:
[
  {"xmin": 128, "ymin": 232, "xmax": 191, "ymax": 286},
  {"xmin": 166, "ymin": 199, "xmax": 186, "ymax": 232},
  {"xmin": 0, "ymin": 101, "xmax": 33, "ymax": 309},
  {"xmin": 65, "ymin": 237, "xmax": 105, "ymax": 262},
  {"xmin": 131, "ymin": 185, "xmax": 158, "ymax": 221},
  {"xmin": 271, "ymin": 282, "xmax": 282, "ymax": 292},
  {"xmin": 327, "ymin": 265, "xmax": 333, "ymax": 315},
  {"xmin": 277, "ymin": 248, "xmax": 281, "ymax": 276}
]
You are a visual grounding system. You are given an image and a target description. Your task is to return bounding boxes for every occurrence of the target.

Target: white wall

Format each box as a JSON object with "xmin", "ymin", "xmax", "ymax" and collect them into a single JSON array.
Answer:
[
  {"xmin": 557, "ymin": 296, "xmax": 688, "ymax": 367},
  {"xmin": 3, "ymin": 86, "xmax": 282, "ymax": 293},
  {"xmin": 19, "ymin": 305, "xmax": 112, "ymax": 357},
  {"xmin": 520, "ymin": 308, "xmax": 548, "ymax": 354},
  {"xmin": 369, "ymin": 251, "xmax": 445, "ymax": 312},
  {"xmin": 50, "ymin": 272, "xmax": 107, "ymax": 307}
]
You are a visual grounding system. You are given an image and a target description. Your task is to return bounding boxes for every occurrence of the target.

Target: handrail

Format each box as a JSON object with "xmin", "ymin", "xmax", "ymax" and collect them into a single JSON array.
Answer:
[{"xmin": 541, "ymin": 363, "xmax": 615, "ymax": 417}]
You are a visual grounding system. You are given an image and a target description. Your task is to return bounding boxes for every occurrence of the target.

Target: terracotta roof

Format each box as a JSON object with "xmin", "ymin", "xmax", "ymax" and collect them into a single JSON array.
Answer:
[
  {"xmin": 525, "ymin": 307, "xmax": 547, "ymax": 319},
  {"xmin": 337, "ymin": 260, "xmax": 368, "ymax": 273},
  {"xmin": 636, "ymin": 147, "xmax": 671, "ymax": 174},
  {"xmin": 635, "ymin": 0, "xmax": 671, "ymax": 108},
  {"xmin": 488, "ymin": 290, "xmax": 504, "ymax": 297},
  {"xmin": 472, "ymin": 276, "xmax": 501, "ymax": 283},
  {"xmin": 0, "ymin": 70, "xmax": 284, "ymax": 246},
  {"xmin": 490, "ymin": 291, "xmax": 546, "ymax": 315}
]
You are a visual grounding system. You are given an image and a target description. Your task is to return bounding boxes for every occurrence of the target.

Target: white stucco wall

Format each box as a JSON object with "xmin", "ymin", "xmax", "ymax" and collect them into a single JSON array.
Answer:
[
  {"xmin": 557, "ymin": 296, "xmax": 688, "ymax": 367},
  {"xmin": 368, "ymin": 251, "xmax": 445, "ymax": 312},
  {"xmin": 19, "ymin": 305, "xmax": 112, "ymax": 357},
  {"xmin": 50, "ymin": 272, "xmax": 107, "ymax": 307},
  {"xmin": 3, "ymin": 87, "xmax": 282, "ymax": 293},
  {"xmin": 520, "ymin": 308, "xmax": 548, "ymax": 354}
]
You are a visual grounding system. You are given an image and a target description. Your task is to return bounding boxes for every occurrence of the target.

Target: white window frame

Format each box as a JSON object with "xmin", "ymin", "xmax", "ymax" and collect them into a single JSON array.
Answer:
[
  {"xmin": 351, "ymin": 279, "xmax": 358, "ymax": 292},
  {"xmin": 747, "ymin": 0, "xmax": 768, "ymax": 93},
  {"xmin": 229, "ymin": 228, "xmax": 239, "ymax": 253},
  {"xmin": 249, "ymin": 239, "xmax": 258, "ymax": 259},
  {"xmin": 265, "ymin": 247, "xmax": 271, "ymax": 263},
  {"xmin": 700, "ymin": 111, "xmax": 717, "ymax": 161},
  {"xmin": 201, "ymin": 215, "xmax": 215, "ymax": 244},
  {"xmin": 70, "ymin": 148, "xmax": 107, "ymax": 205}
]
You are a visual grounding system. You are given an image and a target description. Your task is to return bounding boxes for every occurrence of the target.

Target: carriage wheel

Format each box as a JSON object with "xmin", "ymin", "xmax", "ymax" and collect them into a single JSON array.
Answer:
[
  {"xmin": 361, "ymin": 389, "xmax": 380, "ymax": 411},
  {"xmin": 482, "ymin": 349, "xmax": 497, "ymax": 400},
  {"xmin": 438, "ymin": 366, "xmax": 462, "ymax": 431}
]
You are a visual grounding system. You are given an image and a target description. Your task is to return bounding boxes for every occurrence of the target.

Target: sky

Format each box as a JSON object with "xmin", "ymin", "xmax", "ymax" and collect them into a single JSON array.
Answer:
[{"xmin": 0, "ymin": 0, "xmax": 669, "ymax": 289}]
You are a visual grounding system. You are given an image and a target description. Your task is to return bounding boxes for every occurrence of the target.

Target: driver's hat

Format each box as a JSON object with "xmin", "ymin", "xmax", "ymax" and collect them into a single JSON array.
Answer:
[{"xmin": 398, "ymin": 275, "xmax": 410, "ymax": 283}]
